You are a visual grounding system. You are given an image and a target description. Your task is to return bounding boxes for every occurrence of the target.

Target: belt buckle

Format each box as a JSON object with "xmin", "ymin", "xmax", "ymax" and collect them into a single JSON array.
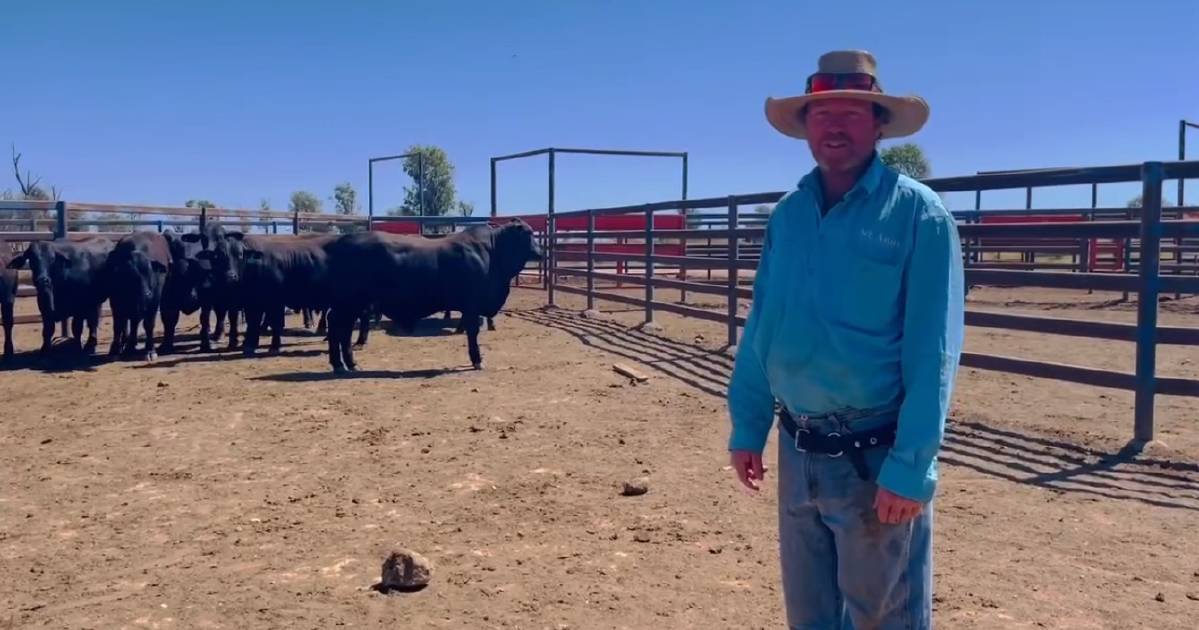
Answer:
[
  {"xmin": 794, "ymin": 428, "xmax": 810, "ymax": 453},
  {"xmin": 825, "ymin": 432, "xmax": 844, "ymax": 458}
]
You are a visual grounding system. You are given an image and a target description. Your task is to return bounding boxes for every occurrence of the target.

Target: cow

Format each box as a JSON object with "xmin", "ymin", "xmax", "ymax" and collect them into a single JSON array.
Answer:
[
  {"xmin": 0, "ymin": 240, "xmax": 17, "ymax": 360},
  {"xmin": 322, "ymin": 219, "xmax": 542, "ymax": 373},
  {"xmin": 103, "ymin": 231, "xmax": 171, "ymax": 360},
  {"xmin": 235, "ymin": 233, "xmax": 337, "ymax": 356},
  {"xmin": 6, "ymin": 236, "xmax": 114, "ymax": 356},
  {"xmin": 183, "ymin": 222, "xmax": 244, "ymax": 352},
  {"xmin": 157, "ymin": 230, "xmax": 209, "ymax": 355}
]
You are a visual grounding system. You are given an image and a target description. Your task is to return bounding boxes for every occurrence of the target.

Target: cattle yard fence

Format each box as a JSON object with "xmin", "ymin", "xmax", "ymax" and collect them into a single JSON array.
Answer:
[{"xmin": 538, "ymin": 160, "xmax": 1199, "ymax": 445}]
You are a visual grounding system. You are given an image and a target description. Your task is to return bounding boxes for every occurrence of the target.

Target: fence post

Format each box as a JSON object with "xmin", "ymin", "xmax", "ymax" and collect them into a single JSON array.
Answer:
[
  {"xmin": 54, "ymin": 201, "xmax": 67, "ymax": 238},
  {"xmin": 548, "ymin": 214, "xmax": 557, "ymax": 307},
  {"xmin": 292, "ymin": 210, "xmax": 300, "ymax": 235},
  {"xmin": 586, "ymin": 209, "xmax": 595, "ymax": 313},
  {"xmin": 644, "ymin": 206, "xmax": 655, "ymax": 325},
  {"xmin": 727, "ymin": 196, "xmax": 739, "ymax": 348},
  {"xmin": 1134, "ymin": 161, "xmax": 1163, "ymax": 444}
]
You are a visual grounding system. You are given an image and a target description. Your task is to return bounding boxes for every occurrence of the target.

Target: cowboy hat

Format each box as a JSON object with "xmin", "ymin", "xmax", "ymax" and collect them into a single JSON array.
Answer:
[{"xmin": 764, "ymin": 50, "xmax": 929, "ymax": 140}]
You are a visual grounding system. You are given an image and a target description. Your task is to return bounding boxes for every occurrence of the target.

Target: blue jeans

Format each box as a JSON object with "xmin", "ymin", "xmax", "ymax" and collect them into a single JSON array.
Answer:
[{"xmin": 777, "ymin": 411, "xmax": 933, "ymax": 629}]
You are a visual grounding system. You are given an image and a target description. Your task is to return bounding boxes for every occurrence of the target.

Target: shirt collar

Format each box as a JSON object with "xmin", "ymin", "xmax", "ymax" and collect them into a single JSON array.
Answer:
[{"xmin": 797, "ymin": 151, "xmax": 887, "ymax": 199}]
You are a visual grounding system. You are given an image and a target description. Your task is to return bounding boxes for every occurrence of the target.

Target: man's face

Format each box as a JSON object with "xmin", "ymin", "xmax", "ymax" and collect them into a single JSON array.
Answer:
[{"xmin": 803, "ymin": 98, "xmax": 881, "ymax": 174}]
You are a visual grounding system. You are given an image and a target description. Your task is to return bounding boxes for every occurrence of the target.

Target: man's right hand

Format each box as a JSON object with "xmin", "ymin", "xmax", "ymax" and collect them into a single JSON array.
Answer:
[{"xmin": 729, "ymin": 450, "xmax": 767, "ymax": 492}]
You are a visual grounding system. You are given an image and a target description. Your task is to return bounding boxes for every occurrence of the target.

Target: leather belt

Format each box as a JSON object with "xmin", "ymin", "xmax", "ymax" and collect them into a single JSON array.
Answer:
[{"xmin": 779, "ymin": 408, "xmax": 897, "ymax": 481}]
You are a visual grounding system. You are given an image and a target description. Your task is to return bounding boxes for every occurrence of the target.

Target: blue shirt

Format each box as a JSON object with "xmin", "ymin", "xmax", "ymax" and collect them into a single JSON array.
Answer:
[{"xmin": 727, "ymin": 153, "xmax": 965, "ymax": 502}]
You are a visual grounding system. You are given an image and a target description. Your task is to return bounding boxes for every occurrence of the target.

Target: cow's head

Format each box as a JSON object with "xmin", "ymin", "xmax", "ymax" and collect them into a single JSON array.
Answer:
[
  {"xmin": 9, "ymin": 242, "xmax": 67, "ymax": 314},
  {"xmin": 491, "ymin": 219, "xmax": 542, "ymax": 278},
  {"xmin": 190, "ymin": 230, "xmax": 245, "ymax": 287}
]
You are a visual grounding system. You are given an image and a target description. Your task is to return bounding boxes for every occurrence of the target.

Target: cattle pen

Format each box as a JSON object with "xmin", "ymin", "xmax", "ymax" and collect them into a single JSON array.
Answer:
[{"xmin": 4, "ymin": 158, "xmax": 1199, "ymax": 630}]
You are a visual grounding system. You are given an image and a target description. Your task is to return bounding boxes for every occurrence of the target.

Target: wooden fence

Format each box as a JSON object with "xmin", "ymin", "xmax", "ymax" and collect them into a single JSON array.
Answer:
[{"xmin": 540, "ymin": 160, "xmax": 1199, "ymax": 444}]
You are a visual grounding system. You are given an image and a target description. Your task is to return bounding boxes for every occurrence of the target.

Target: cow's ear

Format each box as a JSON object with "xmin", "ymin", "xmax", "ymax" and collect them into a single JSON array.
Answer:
[
  {"xmin": 227, "ymin": 231, "xmax": 245, "ymax": 241},
  {"xmin": 181, "ymin": 233, "xmax": 202, "ymax": 243},
  {"xmin": 6, "ymin": 254, "xmax": 26, "ymax": 269},
  {"xmin": 151, "ymin": 261, "xmax": 168, "ymax": 273}
]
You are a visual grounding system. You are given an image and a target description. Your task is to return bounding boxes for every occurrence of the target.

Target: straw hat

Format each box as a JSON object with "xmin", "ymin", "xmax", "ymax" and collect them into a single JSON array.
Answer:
[{"xmin": 764, "ymin": 50, "xmax": 929, "ymax": 140}]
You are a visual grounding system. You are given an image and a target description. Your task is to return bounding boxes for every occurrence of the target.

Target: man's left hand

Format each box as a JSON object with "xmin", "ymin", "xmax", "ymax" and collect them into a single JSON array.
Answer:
[{"xmin": 873, "ymin": 487, "xmax": 923, "ymax": 524}]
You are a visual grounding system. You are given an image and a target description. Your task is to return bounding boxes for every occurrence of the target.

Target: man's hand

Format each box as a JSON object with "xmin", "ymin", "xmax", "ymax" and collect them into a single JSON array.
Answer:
[
  {"xmin": 729, "ymin": 450, "xmax": 767, "ymax": 492},
  {"xmin": 874, "ymin": 487, "xmax": 923, "ymax": 524}
]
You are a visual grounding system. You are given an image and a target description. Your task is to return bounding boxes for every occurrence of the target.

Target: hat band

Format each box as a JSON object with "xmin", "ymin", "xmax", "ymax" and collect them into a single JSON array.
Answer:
[{"xmin": 805, "ymin": 72, "xmax": 881, "ymax": 94}]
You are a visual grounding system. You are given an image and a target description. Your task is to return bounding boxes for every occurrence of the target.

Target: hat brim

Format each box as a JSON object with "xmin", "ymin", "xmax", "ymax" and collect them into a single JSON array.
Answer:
[{"xmin": 764, "ymin": 91, "xmax": 929, "ymax": 140}]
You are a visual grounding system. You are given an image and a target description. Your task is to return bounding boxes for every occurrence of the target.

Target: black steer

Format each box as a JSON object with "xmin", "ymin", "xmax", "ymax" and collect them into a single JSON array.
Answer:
[
  {"xmin": 7, "ymin": 236, "xmax": 114, "ymax": 356},
  {"xmin": 157, "ymin": 230, "xmax": 209, "ymax": 354},
  {"xmin": 0, "ymin": 240, "xmax": 17, "ymax": 360},
  {"xmin": 103, "ymin": 231, "xmax": 170, "ymax": 360},
  {"xmin": 323, "ymin": 219, "xmax": 542, "ymax": 373}
]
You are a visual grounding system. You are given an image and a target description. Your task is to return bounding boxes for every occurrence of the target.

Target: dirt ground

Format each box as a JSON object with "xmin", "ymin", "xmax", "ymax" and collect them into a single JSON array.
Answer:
[{"xmin": 2, "ymin": 285, "xmax": 1198, "ymax": 629}]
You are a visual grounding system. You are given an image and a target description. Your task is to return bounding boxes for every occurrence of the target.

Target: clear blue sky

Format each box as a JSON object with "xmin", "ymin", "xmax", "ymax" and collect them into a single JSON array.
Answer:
[{"xmin": 2, "ymin": 0, "xmax": 1197, "ymax": 217}]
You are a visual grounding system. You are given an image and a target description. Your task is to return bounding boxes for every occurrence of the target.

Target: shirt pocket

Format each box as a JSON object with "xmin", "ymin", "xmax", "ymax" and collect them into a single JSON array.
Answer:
[{"xmin": 827, "ymin": 251, "xmax": 903, "ymax": 333}]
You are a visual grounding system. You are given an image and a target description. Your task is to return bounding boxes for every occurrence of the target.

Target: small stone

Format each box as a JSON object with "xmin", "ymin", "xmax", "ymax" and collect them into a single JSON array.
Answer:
[
  {"xmin": 39, "ymin": 438, "xmax": 52, "ymax": 445},
  {"xmin": 380, "ymin": 549, "xmax": 433, "ymax": 591},
  {"xmin": 1155, "ymin": 592, "xmax": 1166, "ymax": 603},
  {"xmin": 157, "ymin": 382, "xmax": 169, "ymax": 388},
  {"xmin": 708, "ymin": 545, "xmax": 723, "ymax": 555},
  {"xmin": 633, "ymin": 533, "xmax": 651, "ymax": 543},
  {"xmin": 1186, "ymin": 592, "xmax": 1199, "ymax": 602},
  {"xmin": 620, "ymin": 478, "xmax": 649, "ymax": 497}
]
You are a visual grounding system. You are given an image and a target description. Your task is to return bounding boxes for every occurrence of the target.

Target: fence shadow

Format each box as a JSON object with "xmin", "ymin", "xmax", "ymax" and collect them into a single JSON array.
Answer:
[
  {"xmin": 511, "ymin": 307, "xmax": 735, "ymax": 399},
  {"xmin": 252, "ymin": 366, "xmax": 469, "ymax": 383},
  {"xmin": 943, "ymin": 418, "xmax": 1199, "ymax": 512}
]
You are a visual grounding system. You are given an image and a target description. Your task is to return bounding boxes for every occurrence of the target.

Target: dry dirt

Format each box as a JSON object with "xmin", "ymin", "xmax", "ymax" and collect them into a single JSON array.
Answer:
[{"xmin": 2, "ymin": 285, "xmax": 1198, "ymax": 630}]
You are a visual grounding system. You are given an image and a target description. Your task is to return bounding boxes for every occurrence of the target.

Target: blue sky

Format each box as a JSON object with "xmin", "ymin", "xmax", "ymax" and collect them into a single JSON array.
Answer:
[{"xmin": 2, "ymin": 0, "xmax": 1197, "ymax": 217}]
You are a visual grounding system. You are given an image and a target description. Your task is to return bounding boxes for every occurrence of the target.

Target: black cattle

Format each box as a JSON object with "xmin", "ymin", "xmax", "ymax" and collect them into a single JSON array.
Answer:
[
  {"xmin": 0, "ymin": 240, "xmax": 17, "ymax": 360},
  {"xmin": 103, "ymin": 231, "xmax": 171, "ymax": 360},
  {"xmin": 234, "ymin": 233, "xmax": 337, "ymax": 356},
  {"xmin": 157, "ymin": 230, "xmax": 209, "ymax": 354},
  {"xmin": 183, "ymin": 222, "xmax": 244, "ymax": 351},
  {"xmin": 6, "ymin": 236, "xmax": 114, "ymax": 356},
  {"xmin": 323, "ymin": 219, "xmax": 542, "ymax": 373}
]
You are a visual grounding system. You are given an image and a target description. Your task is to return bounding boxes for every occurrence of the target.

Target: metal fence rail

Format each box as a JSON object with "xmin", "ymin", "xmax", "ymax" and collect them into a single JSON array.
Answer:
[{"xmin": 539, "ymin": 160, "xmax": 1199, "ymax": 445}]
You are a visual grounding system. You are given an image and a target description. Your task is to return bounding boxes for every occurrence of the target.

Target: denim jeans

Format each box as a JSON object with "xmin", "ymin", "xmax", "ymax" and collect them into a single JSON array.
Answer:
[{"xmin": 776, "ymin": 411, "xmax": 933, "ymax": 629}]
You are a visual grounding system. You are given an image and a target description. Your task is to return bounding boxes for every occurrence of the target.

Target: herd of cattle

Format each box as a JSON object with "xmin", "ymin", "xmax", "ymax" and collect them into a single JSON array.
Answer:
[{"xmin": 0, "ymin": 219, "xmax": 543, "ymax": 372}]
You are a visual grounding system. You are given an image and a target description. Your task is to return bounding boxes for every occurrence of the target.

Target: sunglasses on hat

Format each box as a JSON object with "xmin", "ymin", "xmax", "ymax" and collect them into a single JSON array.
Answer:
[{"xmin": 805, "ymin": 72, "xmax": 880, "ymax": 94}]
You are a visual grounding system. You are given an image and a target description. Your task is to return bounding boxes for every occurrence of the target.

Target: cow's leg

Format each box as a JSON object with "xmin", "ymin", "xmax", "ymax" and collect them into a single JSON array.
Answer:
[
  {"xmin": 37, "ymin": 317, "xmax": 53, "ymax": 357},
  {"xmin": 69, "ymin": 315, "xmax": 85, "ymax": 353},
  {"xmin": 199, "ymin": 304, "xmax": 213, "ymax": 352},
  {"xmin": 227, "ymin": 308, "xmax": 240, "ymax": 350},
  {"xmin": 86, "ymin": 305, "xmax": 101, "ymax": 353},
  {"xmin": 159, "ymin": 305, "xmax": 179, "ymax": 355},
  {"xmin": 143, "ymin": 305, "xmax": 159, "ymax": 362},
  {"xmin": 60, "ymin": 318, "xmax": 69, "ymax": 339},
  {"xmin": 316, "ymin": 309, "xmax": 328, "ymax": 336},
  {"xmin": 443, "ymin": 310, "xmax": 452, "ymax": 322},
  {"xmin": 122, "ymin": 314, "xmax": 140, "ymax": 357},
  {"xmin": 212, "ymin": 307, "xmax": 226, "ymax": 342},
  {"xmin": 464, "ymin": 311, "xmax": 483, "ymax": 369},
  {"xmin": 327, "ymin": 309, "xmax": 348, "ymax": 373},
  {"xmin": 108, "ymin": 311, "xmax": 126, "ymax": 358},
  {"xmin": 1, "ymin": 301, "xmax": 13, "ymax": 360},
  {"xmin": 268, "ymin": 306, "xmax": 284, "ymax": 355},
  {"xmin": 302, "ymin": 308, "xmax": 312, "ymax": 330},
  {"xmin": 339, "ymin": 311, "xmax": 358, "ymax": 371},
  {"xmin": 486, "ymin": 316, "xmax": 496, "ymax": 332},
  {"xmin": 354, "ymin": 311, "xmax": 370, "ymax": 347},
  {"xmin": 242, "ymin": 307, "xmax": 260, "ymax": 357}
]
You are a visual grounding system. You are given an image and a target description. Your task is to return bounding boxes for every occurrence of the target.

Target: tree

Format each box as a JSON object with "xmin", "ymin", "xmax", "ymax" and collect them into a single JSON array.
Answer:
[
  {"xmin": 879, "ymin": 143, "xmax": 931, "ymax": 180},
  {"xmin": 397, "ymin": 145, "xmax": 457, "ymax": 217},
  {"xmin": 185, "ymin": 199, "xmax": 216, "ymax": 209},
  {"xmin": 332, "ymin": 182, "xmax": 359, "ymax": 215},
  {"xmin": 1126, "ymin": 195, "xmax": 1176, "ymax": 208},
  {"xmin": 259, "ymin": 198, "xmax": 271, "ymax": 211},
  {"xmin": 753, "ymin": 204, "xmax": 772, "ymax": 214},
  {"xmin": 290, "ymin": 190, "xmax": 322, "ymax": 213},
  {"xmin": 458, "ymin": 200, "xmax": 475, "ymax": 217}
]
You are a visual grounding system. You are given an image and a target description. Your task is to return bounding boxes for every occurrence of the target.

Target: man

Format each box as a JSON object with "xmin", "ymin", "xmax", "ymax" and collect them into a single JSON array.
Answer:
[{"xmin": 727, "ymin": 50, "xmax": 964, "ymax": 629}]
